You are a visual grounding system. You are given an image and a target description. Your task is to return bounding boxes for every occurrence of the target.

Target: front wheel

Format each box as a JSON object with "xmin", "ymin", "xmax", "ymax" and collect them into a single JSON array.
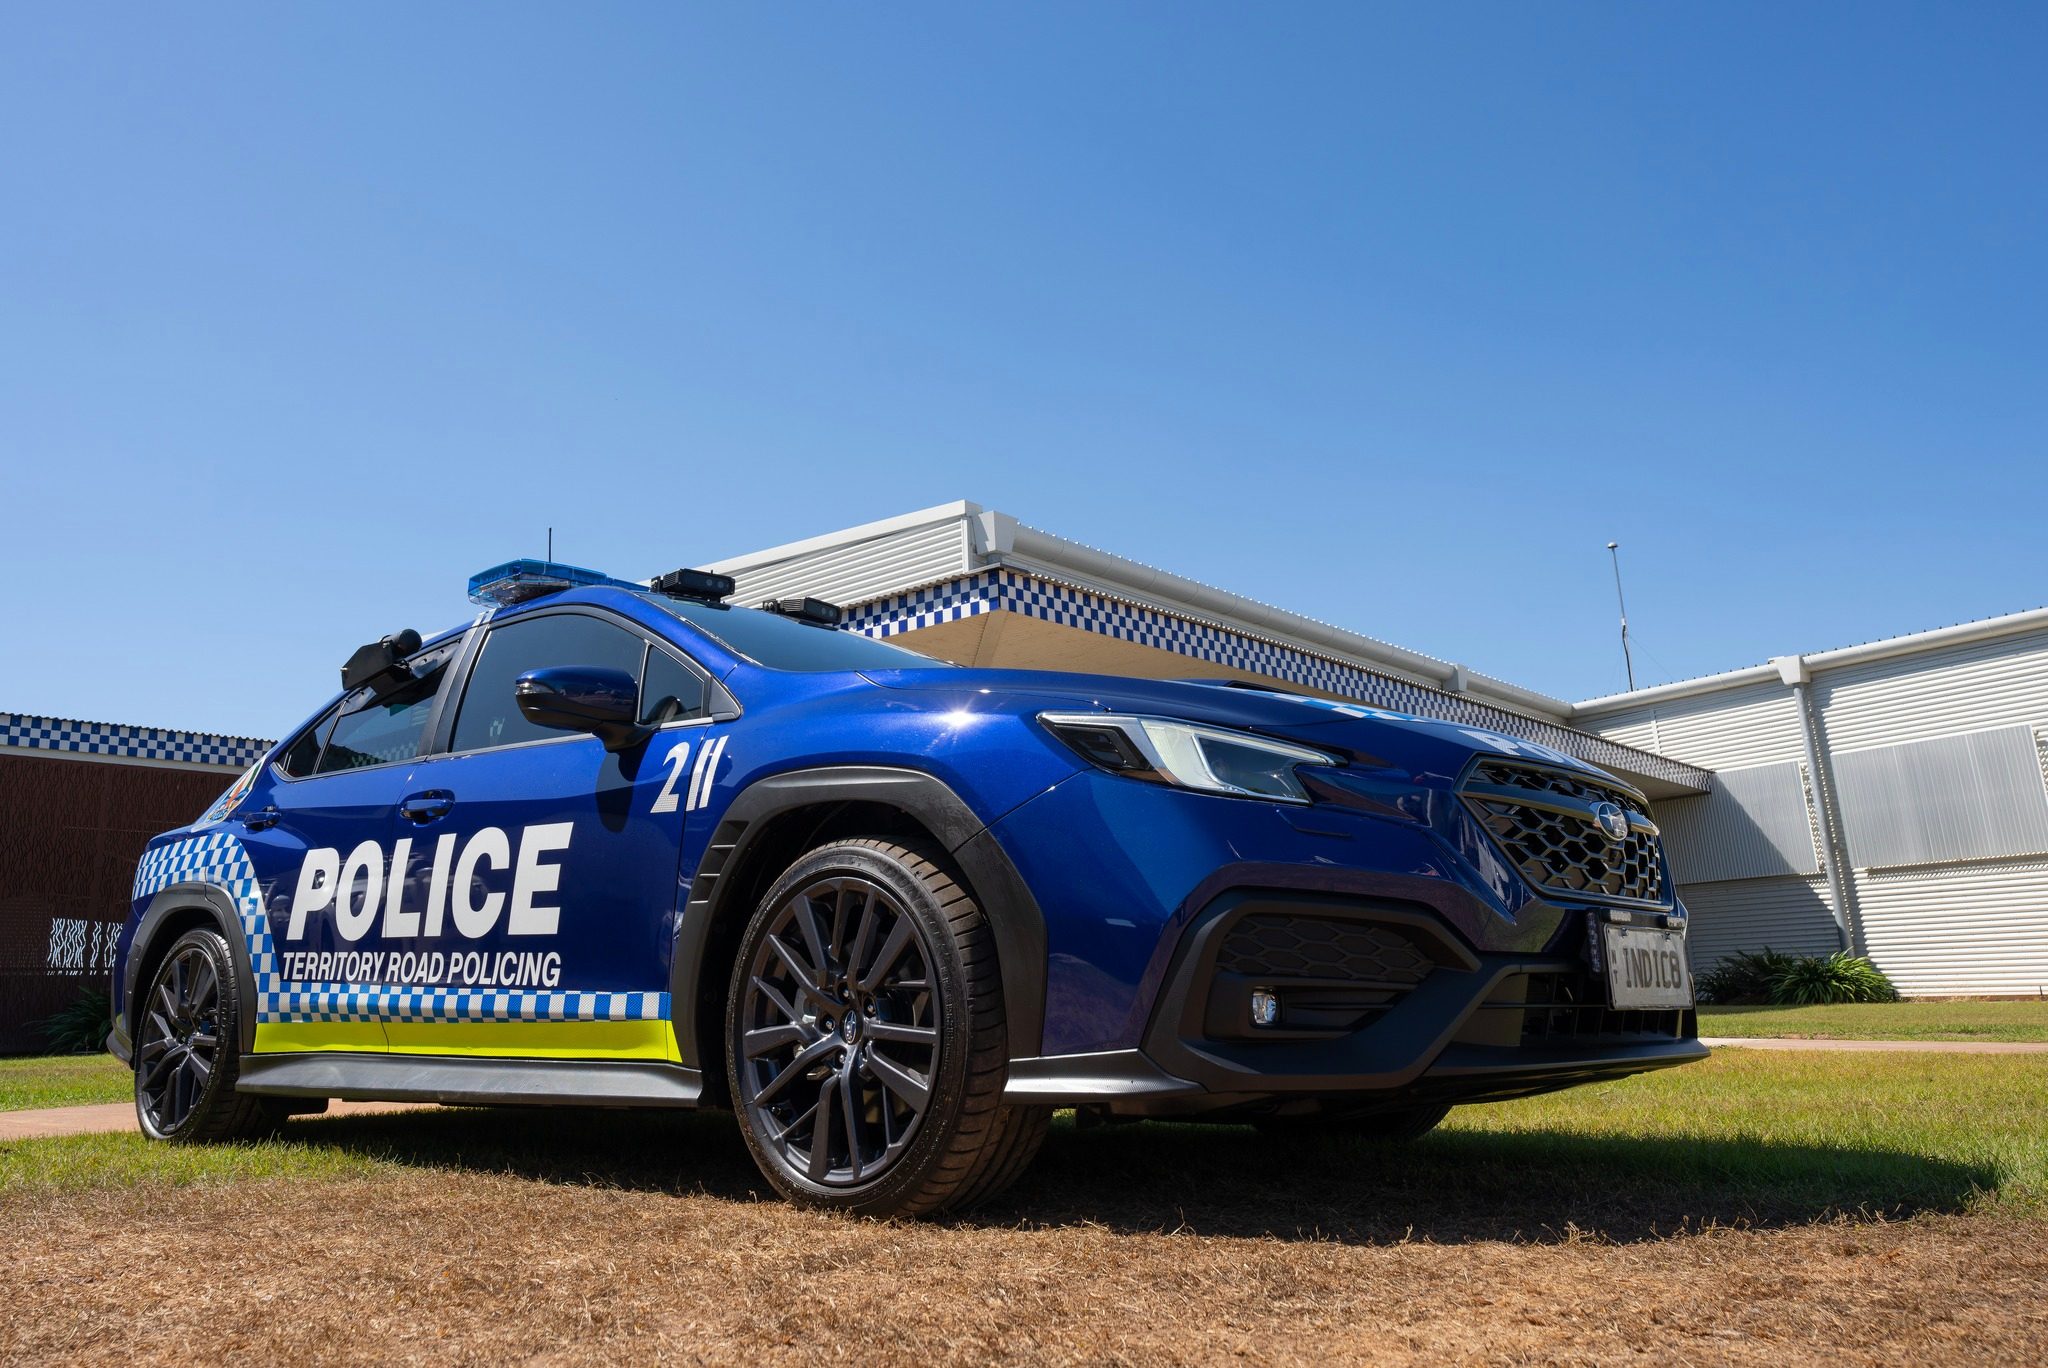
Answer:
[{"xmin": 726, "ymin": 838, "xmax": 1046, "ymax": 1216}]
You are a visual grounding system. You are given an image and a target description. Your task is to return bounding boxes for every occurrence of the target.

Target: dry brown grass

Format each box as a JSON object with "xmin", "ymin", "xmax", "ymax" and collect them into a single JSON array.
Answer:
[
  {"xmin": 3, "ymin": 1167, "xmax": 2043, "ymax": 1366},
  {"xmin": 3, "ymin": 1095, "xmax": 2045, "ymax": 1366}
]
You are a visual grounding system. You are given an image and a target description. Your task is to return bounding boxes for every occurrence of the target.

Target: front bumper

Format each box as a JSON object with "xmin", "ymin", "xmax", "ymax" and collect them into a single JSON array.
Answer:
[{"xmin": 1002, "ymin": 888, "xmax": 1703, "ymax": 1114}]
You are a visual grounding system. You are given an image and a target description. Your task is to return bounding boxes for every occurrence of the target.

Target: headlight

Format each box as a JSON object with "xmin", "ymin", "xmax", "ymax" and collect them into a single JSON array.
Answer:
[{"xmin": 1038, "ymin": 712, "xmax": 1337, "ymax": 805}]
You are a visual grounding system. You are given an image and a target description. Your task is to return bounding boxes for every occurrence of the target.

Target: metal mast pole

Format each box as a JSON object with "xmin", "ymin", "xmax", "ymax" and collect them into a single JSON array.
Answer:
[{"xmin": 1606, "ymin": 541, "xmax": 1636, "ymax": 692}]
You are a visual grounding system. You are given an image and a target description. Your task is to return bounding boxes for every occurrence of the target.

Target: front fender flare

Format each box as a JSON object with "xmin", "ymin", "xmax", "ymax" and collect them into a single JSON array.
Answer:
[{"xmin": 669, "ymin": 765, "xmax": 1048, "ymax": 1069}]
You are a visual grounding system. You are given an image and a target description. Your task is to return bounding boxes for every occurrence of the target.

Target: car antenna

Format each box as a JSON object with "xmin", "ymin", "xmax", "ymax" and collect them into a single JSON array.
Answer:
[{"xmin": 1606, "ymin": 540, "xmax": 1637, "ymax": 692}]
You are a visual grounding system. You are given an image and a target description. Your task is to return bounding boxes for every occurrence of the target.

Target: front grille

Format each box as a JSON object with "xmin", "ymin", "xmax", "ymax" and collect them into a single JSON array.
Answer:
[
  {"xmin": 1217, "ymin": 915, "xmax": 1435, "ymax": 986},
  {"xmin": 1463, "ymin": 760, "xmax": 1670, "ymax": 906},
  {"xmin": 1519, "ymin": 971, "xmax": 1689, "ymax": 1043}
]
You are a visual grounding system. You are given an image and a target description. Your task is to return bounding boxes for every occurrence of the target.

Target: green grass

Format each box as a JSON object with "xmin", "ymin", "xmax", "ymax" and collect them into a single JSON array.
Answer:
[
  {"xmin": 0, "ymin": 1127, "xmax": 383, "ymax": 1192},
  {"xmin": 1442, "ymin": 1049, "xmax": 2048, "ymax": 1217},
  {"xmin": 0, "ymin": 1053, "xmax": 131, "ymax": 1112},
  {"xmin": 1, "ymin": 1051, "xmax": 2043, "ymax": 1240},
  {"xmin": 1702, "ymin": 999, "xmax": 2048, "ymax": 1042}
]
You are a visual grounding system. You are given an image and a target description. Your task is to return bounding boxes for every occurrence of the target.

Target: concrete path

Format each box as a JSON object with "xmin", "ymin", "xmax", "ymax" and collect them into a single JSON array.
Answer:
[
  {"xmin": 0, "ymin": 1099, "xmax": 428, "ymax": 1141},
  {"xmin": 8, "ymin": 1040, "xmax": 2045, "ymax": 1141},
  {"xmin": 1703, "ymin": 1035, "xmax": 2048, "ymax": 1054}
]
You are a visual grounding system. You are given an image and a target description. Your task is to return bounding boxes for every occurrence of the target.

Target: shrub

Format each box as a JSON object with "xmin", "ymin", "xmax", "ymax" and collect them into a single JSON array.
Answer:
[
  {"xmin": 38, "ymin": 985, "xmax": 115, "ymax": 1055},
  {"xmin": 1694, "ymin": 948, "xmax": 1799, "ymax": 1005},
  {"xmin": 1769, "ymin": 951, "xmax": 1901, "ymax": 1006}
]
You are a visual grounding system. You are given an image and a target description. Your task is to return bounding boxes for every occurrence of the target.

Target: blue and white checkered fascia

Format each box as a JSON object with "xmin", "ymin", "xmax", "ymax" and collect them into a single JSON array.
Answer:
[
  {"xmin": 131, "ymin": 831, "xmax": 669, "ymax": 1026},
  {"xmin": 842, "ymin": 569, "xmax": 1702, "ymax": 790},
  {"xmin": 4, "ymin": 714, "xmax": 270, "ymax": 769}
]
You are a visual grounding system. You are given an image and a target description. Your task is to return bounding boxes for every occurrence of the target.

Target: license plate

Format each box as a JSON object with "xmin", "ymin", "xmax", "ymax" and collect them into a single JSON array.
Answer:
[{"xmin": 1602, "ymin": 925, "xmax": 1694, "ymax": 1009}]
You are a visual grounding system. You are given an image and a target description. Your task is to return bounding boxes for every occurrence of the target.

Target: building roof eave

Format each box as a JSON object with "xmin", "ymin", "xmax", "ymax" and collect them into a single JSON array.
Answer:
[{"xmin": 1572, "ymin": 603, "xmax": 2048, "ymax": 718}]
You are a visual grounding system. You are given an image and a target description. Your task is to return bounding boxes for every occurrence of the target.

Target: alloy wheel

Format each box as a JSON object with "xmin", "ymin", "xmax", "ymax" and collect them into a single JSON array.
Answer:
[
  {"xmin": 736, "ymin": 875, "xmax": 940, "ymax": 1187},
  {"xmin": 136, "ymin": 945, "xmax": 222, "ymax": 1133}
]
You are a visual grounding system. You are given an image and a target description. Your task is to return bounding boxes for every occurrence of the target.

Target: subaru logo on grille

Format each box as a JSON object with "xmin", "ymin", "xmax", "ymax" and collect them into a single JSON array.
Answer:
[{"xmin": 1592, "ymin": 801, "xmax": 1630, "ymax": 842}]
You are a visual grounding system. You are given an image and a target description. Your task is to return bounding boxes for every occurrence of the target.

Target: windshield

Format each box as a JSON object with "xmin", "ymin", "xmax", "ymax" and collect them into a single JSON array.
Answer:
[{"xmin": 637, "ymin": 593, "xmax": 952, "ymax": 672}]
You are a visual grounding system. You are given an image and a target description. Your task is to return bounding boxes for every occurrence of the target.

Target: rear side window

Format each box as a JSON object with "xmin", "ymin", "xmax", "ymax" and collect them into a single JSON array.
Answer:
[
  {"xmin": 452, "ymin": 613, "xmax": 650, "ymax": 753},
  {"xmin": 276, "ymin": 708, "xmax": 337, "ymax": 778},
  {"xmin": 317, "ymin": 660, "xmax": 450, "ymax": 773}
]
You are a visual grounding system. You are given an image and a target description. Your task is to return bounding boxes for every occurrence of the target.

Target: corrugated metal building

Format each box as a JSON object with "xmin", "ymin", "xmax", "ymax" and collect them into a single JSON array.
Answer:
[
  {"xmin": 715, "ymin": 502, "xmax": 2048, "ymax": 998},
  {"xmin": 1571, "ymin": 615, "xmax": 2048, "ymax": 997},
  {"xmin": 705, "ymin": 502, "xmax": 1712, "ymax": 799}
]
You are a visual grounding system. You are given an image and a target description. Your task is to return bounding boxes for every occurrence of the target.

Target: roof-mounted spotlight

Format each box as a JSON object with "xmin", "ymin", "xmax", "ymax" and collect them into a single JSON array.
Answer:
[
  {"xmin": 651, "ymin": 567, "xmax": 737, "ymax": 603},
  {"xmin": 762, "ymin": 596, "xmax": 844, "ymax": 628},
  {"xmin": 341, "ymin": 628, "xmax": 424, "ymax": 699}
]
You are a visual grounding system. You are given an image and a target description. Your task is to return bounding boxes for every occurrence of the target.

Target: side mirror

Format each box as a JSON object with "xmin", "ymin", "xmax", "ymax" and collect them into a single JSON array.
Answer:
[{"xmin": 514, "ymin": 666, "xmax": 646, "ymax": 752}]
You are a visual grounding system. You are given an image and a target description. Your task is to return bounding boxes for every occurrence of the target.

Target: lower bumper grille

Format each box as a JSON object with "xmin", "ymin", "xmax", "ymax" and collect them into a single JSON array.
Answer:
[
  {"xmin": 1518, "ymin": 971, "xmax": 1690, "ymax": 1044},
  {"xmin": 1217, "ymin": 914, "xmax": 1436, "ymax": 985},
  {"xmin": 1206, "ymin": 913, "xmax": 1438, "ymax": 1036}
]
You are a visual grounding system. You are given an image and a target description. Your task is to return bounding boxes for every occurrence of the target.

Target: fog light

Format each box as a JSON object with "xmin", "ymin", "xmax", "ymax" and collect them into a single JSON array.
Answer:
[{"xmin": 1250, "ymin": 988, "xmax": 1280, "ymax": 1027}]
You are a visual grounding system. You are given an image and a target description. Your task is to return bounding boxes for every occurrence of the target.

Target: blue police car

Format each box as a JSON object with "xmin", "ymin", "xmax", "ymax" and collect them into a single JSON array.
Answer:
[{"xmin": 112, "ymin": 559, "xmax": 1701, "ymax": 1215}]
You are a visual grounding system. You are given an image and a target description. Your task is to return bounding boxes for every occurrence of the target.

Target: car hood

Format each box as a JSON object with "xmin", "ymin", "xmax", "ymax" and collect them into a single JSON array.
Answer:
[{"xmin": 859, "ymin": 668, "xmax": 1614, "ymax": 789}]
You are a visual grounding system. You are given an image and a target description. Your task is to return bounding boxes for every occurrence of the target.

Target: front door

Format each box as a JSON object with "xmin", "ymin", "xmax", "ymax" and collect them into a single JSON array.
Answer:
[{"xmin": 387, "ymin": 608, "xmax": 715, "ymax": 1061}]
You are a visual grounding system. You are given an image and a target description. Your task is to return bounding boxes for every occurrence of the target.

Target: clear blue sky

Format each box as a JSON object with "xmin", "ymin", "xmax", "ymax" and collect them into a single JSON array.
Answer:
[{"xmin": 5, "ymin": 5, "xmax": 2044, "ymax": 739}]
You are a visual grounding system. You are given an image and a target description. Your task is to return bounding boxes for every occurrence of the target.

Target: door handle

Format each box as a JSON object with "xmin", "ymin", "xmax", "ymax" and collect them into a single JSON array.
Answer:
[
  {"xmin": 238, "ymin": 805, "xmax": 280, "ymax": 832},
  {"xmin": 399, "ymin": 791, "xmax": 454, "ymax": 824}
]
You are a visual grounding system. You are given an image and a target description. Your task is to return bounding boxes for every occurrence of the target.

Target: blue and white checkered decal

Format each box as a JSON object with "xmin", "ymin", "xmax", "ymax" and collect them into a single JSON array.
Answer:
[
  {"xmin": 5, "ymin": 713, "xmax": 271, "ymax": 769},
  {"xmin": 132, "ymin": 831, "xmax": 668, "ymax": 1025},
  {"xmin": 844, "ymin": 569, "xmax": 1705, "ymax": 791}
]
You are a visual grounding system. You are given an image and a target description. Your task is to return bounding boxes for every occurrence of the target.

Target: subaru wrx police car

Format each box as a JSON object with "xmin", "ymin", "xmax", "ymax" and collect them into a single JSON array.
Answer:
[{"xmin": 112, "ymin": 559, "xmax": 1701, "ymax": 1216}]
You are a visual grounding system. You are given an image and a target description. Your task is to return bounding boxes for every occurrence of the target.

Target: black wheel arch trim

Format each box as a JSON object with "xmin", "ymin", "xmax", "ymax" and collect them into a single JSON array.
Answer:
[
  {"xmin": 125, "ymin": 885, "xmax": 262, "ymax": 1057},
  {"xmin": 669, "ymin": 765, "xmax": 1048, "ymax": 1070}
]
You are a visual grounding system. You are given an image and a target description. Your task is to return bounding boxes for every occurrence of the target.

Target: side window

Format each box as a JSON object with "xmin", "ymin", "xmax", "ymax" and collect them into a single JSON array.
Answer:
[
  {"xmin": 317, "ymin": 661, "xmax": 450, "ymax": 773},
  {"xmin": 640, "ymin": 648, "xmax": 708, "ymax": 726},
  {"xmin": 277, "ymin": 707, "xmax": 337, "ymax": 778},
  {"xmin": 452, "ymin": 613, "xmax": 649, "ymax": 753}
]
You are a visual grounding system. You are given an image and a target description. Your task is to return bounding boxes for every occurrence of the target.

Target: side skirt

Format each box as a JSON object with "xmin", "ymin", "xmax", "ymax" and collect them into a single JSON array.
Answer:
[{"xmin": 237, "ymin": 1052, "xmax": 705, "ymax": 1109}]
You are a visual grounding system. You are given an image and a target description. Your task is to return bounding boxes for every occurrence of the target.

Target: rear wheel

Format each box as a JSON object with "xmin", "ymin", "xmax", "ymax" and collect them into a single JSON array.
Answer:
[
  {"xmin": 134, "ymin": 927, "xmax": 288, "ymax": 1142},
  {"xmin": 726, "ymin": 839, "xmax": 1046, "ymax": 1216}
]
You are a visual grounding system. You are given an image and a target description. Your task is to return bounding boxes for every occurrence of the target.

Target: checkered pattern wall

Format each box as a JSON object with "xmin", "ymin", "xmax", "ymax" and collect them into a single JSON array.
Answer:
[
  {"xmin": 843, "ymin": 569, "xmax": 1707, "ymax": 791},
  {"xmin": 132, "ymin": 831, "xmax": 668, "ymax": 1025},
  {"xmin": 3, "ymin": 714, "xmax": 271, "ymax": 770}
]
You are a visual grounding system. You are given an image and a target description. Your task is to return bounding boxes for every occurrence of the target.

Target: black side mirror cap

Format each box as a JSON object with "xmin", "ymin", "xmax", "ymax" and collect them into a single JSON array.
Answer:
[{"xmin": 514, "ymin": 665, "xmax": 647, "ymax": 752}]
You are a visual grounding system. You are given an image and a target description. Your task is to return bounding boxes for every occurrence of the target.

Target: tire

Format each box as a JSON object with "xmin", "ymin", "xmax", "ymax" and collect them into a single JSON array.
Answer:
[
  {"xmin": 1255, "ymin": 1101, "xmax": 1451, "ymax": 1142},
  {"xmin": 133, "ymin": 927, "xmax": 289, "ymax": 1142},
  {"xmin": 725, "ymin": 838, "xmax": 1042, "ymax": 1216}
]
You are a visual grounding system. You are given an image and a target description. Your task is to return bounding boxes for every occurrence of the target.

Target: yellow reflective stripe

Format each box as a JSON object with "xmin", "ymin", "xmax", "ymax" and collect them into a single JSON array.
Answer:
[
  {"xmin": 380, "ymin": 1019, "xmax": 681, "ymax": 1061},
  {"xmin": 253, "ymin": 1019, "xmax": 681, "ymax": 1061},
  {"xmin": 255, "ymin": 1021, "xmax": 388, "ymax": 1053}
]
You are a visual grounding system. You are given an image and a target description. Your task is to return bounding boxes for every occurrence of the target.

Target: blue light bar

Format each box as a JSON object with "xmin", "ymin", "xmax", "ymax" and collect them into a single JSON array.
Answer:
[{"xmin": 467, "ymin": 559, "xmax": 642, "ymax": 608}]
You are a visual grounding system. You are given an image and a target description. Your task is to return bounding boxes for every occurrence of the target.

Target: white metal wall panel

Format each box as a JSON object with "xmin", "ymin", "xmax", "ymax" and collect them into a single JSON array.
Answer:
[
  {"xmin": 1657, "ymin": 762, "xmax": 1820, "ymax": 883},
  {"xmin": 1832, "ymin": 725, "xmax": 2048, "ymax": 868},
  {"xmin": 1854, "ymin": 858, "xmax": 2048, "ymax": 996},
  {"xmin": 1582, "ymin": 709, "xmax": 1661, "ymax": 757},
  {"xmin": 720, "ymin": 520, "xmax": 973, "ymax": 609},
  {"xmin": 1580, "ymin": 680, "xmax": 1806, "ymax": 771},
  {"xmin": 1677, "ymin": 876, "xmax": 1841, "ymax": 969},
  {"xmin": 1814, "ymin": 628, "xmax": 2048, "ymax": 752}
]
